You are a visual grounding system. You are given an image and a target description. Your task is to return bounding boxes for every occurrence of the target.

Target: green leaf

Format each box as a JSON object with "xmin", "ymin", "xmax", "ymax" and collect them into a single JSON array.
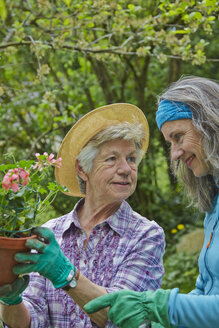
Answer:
[
  {"xmin": 18, "ymin": 160, "xmax": 34, "ymax": 169},
  {"xmin": 128, "ymin": 4, "xmax": 135, "ymax": 12},
  {"xmin": 87, "ymin": 21, "xmax": 95, "ymax": 28},
  {"xmin": 14, "ymin": 188, "xmax": 26, "ymax": 197},
  {"xmin": 37, "ymin": 187, "xmax": 47, "ymax": 194},
  {"xmin": 62, "ymin": 0, "xmax": 72, "ymax": 6},
  {"xmin": 47, "ymin": 182, "xmax": 58, "ymax": 191},
  {"xmin": 0, "ymin": 0, "xmax": 7, "ymax": 21},
  {"xmin": 208, "ymin": 16, "xmax": 216, "ymax": 21},
  {"xmin": 205, "ymin": 0, "xmax": 217, "ymax": 6},
  {"xmin": 17, "ymin": 216, "xmax": 25, "ymax": 224},
  {"xmin": 168, "ymin": 10, "xmax": 178, "ymax": 16},
  {"xmin": 173, "ymin": 29, "xmax": 190, "ymax": 34},
  {"xmin": 25, "ymin": 210, "xmax": 35, "ymax": 219},
  {"xmin": 0, "ymin": 164, "xmax": 16, "ymax": 171},
  {"xmin": 63, "ymin": 18, "xmax": 70, "ymax": 26},
  {"xmin": 0, "ymin": 86, "xmax": 4, "ymax": 96},
  {"xmin": 190, "ymin": 11, "xmax": 202, "ymax": 21}
]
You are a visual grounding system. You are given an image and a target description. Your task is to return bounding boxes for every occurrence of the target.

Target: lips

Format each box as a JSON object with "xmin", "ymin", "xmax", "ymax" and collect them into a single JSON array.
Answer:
[{"xmin": 185, "ymin": 155, "xmax": 195, "ymax": 167}]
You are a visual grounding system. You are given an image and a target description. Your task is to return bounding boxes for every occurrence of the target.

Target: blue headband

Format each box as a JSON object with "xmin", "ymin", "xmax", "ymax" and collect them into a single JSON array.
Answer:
[{"xmin": 156, "ymin": 99, "xmax": 192, "ymax": 130}]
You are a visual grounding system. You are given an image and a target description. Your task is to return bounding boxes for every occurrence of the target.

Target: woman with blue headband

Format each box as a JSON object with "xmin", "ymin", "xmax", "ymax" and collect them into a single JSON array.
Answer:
[{"xmin": 84, "ymin": 76, "xmax": 219, "ymax": 328}]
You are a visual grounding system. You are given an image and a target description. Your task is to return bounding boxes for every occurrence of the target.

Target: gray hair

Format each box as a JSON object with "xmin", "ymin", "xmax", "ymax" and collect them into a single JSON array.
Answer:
[
  {"xmin": 76, "ymin": 122, "xmax": 146, "ymax": 194},
  {"xmin": 158, "ymin": 75, "xmax": 219, "ymax": 212}
]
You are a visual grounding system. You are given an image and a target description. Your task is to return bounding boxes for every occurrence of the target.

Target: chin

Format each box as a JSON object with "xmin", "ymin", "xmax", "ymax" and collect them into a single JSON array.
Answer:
[
  {"xmin": 192, "ymin": 170, "xmax": 210, "ymax": 178},
  {"xmin": 190, "ymin": 163, "xmax": 210, "ymax": 178},
  {"xmin": 115, "ymin": 192, "xmax": 132, "ymax": 202}
]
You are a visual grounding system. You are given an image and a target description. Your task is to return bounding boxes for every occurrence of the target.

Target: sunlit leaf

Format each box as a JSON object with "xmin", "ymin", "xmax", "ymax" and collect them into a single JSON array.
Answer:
[
  {"xmin": 62, "ymin": 0, "xmax": 72, "ymax": 6},
  {"xmin": 0, "ymin": 0, "xmax": 7, "ymax": 21}
]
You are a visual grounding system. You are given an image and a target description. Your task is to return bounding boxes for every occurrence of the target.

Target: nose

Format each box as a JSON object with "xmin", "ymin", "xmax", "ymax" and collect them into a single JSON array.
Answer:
[
  {"xmin": 171, "ymin": 145, "xmax": 184, "ymax": 161},
  {"xmin": 117, "ymin": 158, "xmax": 132, "ymax": 176}
]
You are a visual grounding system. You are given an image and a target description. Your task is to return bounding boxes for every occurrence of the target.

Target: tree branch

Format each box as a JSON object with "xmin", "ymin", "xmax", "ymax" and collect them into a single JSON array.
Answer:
[{"xmin": 1, "ymin": 40, "xmax": 218, "ymax": 61}]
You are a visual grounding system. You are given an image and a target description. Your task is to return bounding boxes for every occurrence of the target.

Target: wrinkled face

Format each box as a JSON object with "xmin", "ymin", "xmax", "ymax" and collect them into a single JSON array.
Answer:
[
  {"xmin": 161, "ymin": 119, "xmax": 211, "ymax": 177},
  {"xmin": 85, "ymin": 139, "xmax": 138, "ymax": 203}
]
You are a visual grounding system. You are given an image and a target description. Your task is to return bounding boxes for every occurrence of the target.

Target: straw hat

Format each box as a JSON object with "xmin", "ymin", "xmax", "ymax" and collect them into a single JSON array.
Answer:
[{"xmin": 55, "ymin": 103, "xmax": 149, "ymax": 197}]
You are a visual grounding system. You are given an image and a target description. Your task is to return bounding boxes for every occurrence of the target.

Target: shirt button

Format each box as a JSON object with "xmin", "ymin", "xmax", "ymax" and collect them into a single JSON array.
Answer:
[
  {"xmin": 80, "ymin": 314, "xmax": 84, "ymax": 319},
  {"xmin": 84, "ymin": 259, "xmax": 87, "ymax": 264},
  {"xmin": 93, "ymin": 230, "xmax": 96, "ymax": 234}
]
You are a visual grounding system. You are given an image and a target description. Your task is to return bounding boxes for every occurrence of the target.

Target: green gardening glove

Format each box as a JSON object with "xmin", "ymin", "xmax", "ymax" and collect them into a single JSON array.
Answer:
[
  {"xmin": 13, "ymin": 227, "xmax": 75, "ymax": 289},
  {"xmin": 84, "ymin": 289, "xmax": 175, "ymax": 328},
  {"xmin": 0, "ymin": 275, "xmax": 29, "ymax": 305}
]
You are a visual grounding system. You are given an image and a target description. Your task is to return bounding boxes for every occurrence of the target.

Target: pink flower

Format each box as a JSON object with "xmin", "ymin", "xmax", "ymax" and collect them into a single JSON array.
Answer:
[
  {"xmin": 55, "ymin": 157, "xmax": 62, "ymax": 168},
  {"xmin": 10, "ymin": 173, "xmax": 19, "ymax": 182},
  {"xmin": 46, "ymin": 153, "xmax": 56, "ymax": 165},
  {"xmin": 33, "ymin": 152, "xmax": 62, "ymax": 170},
  {"xmin": 21, "ymin": 179, "xmax": 28, "ymax": 186},
  {"xmin": 33, "ymin": 153, "xmax": 43, "ymax": 171},
  {"xmin": 19, "ymin": 169, "xmax": 30, "ymax": 186},
  {"xmin": 11, "ymin": 182, "xmax": 20, "ymax": 192},
  {"xmin": 2, "ymin": 167, "xmax": 30, "ymax": 192},
  {"xmin": 2, "ymin": 175, "xmax": 11, "ymax": 190},
  {"xmin": 33, "ymin": 162, "xmax": 43, "ymax": 171},
  {"xmin": 45, "ymin": 153, "xmax": 62, "ymax": 168},
  {"xmin": 9, "ymin": 168, "xmax": 19, "ymax": 174},
  {"xmin": 2, "ymin": 173, "xmax": 19, "ymax": 192},
  {"xmin": 19, "ymin": 169, "xmax": 29, "ymax": 180},
  {"xmin": 0, "ymin": 153, "xmax": 63, "ymax": 237}
]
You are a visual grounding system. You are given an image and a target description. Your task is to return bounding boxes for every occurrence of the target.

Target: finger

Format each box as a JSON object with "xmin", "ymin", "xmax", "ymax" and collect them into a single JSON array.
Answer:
[
  {"xmin": 0, "ymin": 283, "xmax": 13, "ymax": 296},
  {"xmin": 25, "ymin": 238, "xmax": 47, "ymax": 252},
  {"xmin": 32, "ymin": 226, "xmax": 55, "ymax": 242},
  {"xmin": 15, "ymin": 252, "xmax": 40, "ymax": 263},
  {"xmin": 0, "ymin": 276, "xmax": 29, "ymax": 297},
  {"xmin": 84, "ymin": 293, "xmax": 115, "ymax": 313},
  {"xmin": 20, "ymin": 275, "xmax": 30, "ymax": 287},
  {"xmin": 12, "ymin": 275, "xmax": 30, "ymax": 292},
  {"xmin": 13, "ymin": 263, "xmax": 38, "ymax": 275}
]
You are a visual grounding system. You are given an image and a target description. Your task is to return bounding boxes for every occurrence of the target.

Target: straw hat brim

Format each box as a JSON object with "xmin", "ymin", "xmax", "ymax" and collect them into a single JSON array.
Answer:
[{"xmin": 55, "ymin": 103, "xmax": 149, "ymax": 197}]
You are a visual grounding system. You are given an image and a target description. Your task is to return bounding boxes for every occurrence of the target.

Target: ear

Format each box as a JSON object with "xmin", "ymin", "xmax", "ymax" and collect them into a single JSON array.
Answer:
[{"xmin": 75, "ymin": 159, "xmax": 88, "ymax": 181}]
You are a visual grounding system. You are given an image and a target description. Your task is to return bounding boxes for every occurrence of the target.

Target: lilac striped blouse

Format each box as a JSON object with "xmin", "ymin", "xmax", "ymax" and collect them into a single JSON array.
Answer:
[{"xmin": 21, "ymin": 200, "xmax": 165, "ymax": 327}]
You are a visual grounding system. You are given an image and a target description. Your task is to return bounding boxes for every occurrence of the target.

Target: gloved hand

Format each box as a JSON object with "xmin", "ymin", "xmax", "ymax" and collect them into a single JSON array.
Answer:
[
  {"xmin": 13, "ymin": 227, "xmax": 75, "ymax": 289},
  {"xmin": 0, "ymin": 275, "xmax": 29, "ymax": 305},
  {"xmin": 84, "ymin": 289, "xmax": 175, "ymax": 328}
]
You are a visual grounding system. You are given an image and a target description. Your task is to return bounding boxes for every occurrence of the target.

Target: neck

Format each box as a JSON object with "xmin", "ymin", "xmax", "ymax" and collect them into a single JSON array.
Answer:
[{"xmin": 77, "ymin": 197, "xmax": 122, "ymax": 232}]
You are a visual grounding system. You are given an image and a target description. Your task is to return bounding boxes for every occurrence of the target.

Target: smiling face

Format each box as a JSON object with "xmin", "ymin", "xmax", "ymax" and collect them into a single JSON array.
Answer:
[
  {"xmin": 84, "ymin": 139, "xmax": 138, "ymax": 204},
  {"xmin": 161, "ymin": 119, "xmax": 212, "ymax": 177}
]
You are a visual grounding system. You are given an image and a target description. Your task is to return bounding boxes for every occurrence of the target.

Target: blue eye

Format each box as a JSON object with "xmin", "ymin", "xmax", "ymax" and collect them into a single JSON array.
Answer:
[
  {"xmin": 127, "ymin": 156, "xmax": 136, "ymax": 163},
  {"xmin": 175, "ymin": 134, "xmax": 182, "ymax": 142},
  {"xmin": 107, "ymin": 156, "xmax": 116, "ymax": 162}
]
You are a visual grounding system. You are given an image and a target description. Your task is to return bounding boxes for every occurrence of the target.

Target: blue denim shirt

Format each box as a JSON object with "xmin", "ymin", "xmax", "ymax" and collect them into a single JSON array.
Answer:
[{"xmin": 168, "ymin": 193, "xmax": 219, "ymax": 328}]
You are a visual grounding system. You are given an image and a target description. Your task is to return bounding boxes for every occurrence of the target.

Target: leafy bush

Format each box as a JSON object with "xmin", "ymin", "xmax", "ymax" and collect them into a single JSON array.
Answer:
[{"xmin": 162, "ymin": 251, "xmax": 200, "ymax": 294}]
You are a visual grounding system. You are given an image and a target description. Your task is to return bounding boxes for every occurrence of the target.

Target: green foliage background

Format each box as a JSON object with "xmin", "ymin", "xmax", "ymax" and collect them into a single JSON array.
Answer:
[{"xmin": 0, "ymin": 1, "xmax": 218, "ymax": 322}]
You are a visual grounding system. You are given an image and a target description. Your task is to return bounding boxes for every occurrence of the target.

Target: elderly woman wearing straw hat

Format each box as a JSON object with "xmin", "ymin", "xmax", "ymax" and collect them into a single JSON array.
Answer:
[{"xmin": 0, "ymin": 104, "xmax": 165, "ymax": 328}]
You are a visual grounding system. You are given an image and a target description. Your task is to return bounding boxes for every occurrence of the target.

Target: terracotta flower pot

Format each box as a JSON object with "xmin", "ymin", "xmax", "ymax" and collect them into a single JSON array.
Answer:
[{"xmin": 0, "ymin": 234, "xmax": 36, "ymax": 286}]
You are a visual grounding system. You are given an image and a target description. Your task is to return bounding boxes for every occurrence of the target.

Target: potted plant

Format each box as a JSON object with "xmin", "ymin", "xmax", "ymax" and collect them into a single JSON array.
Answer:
[{"xmin": 0, "ymin": 152, "xmax": 66, "ymax": 286}]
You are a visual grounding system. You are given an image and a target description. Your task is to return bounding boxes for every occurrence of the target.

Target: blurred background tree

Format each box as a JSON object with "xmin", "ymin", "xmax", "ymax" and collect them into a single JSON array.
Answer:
[{"xmin": 0, "ymin": 0, "xmax": 218, "ymax": 301}]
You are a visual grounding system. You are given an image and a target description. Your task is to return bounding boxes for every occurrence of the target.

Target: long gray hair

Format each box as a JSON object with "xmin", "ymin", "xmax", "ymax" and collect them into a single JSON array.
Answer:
[{"xmin": 158, "ymin": 76, "xmax": 219, "ymax": 212}]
